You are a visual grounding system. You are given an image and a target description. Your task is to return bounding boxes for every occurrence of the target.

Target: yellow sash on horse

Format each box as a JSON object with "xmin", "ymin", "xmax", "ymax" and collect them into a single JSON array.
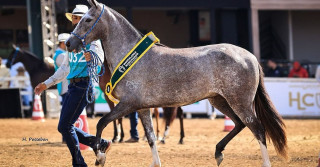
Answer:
[{"xmin": 105, "ymin": 32, "xmax": 159, "ymax": 104}]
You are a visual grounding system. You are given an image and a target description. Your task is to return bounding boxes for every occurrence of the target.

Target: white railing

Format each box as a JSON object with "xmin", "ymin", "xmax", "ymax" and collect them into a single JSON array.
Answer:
[{"xmin": 0, "ymin": 76, "xmax": 33, "ymax": 110}]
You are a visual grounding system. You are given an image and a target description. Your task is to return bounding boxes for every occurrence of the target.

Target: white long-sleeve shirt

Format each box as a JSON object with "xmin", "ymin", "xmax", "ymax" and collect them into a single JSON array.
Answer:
[
  {"xmin": 44, "ymin": 40, "xmax": 104, "ymax": 88},
  {"xmin": 54, "ymin": 47, "xmax": 69, "ymax": 95}
]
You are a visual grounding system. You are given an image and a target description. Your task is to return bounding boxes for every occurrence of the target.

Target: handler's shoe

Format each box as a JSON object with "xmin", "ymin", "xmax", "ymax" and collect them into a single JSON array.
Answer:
[{"xmin": 125, "ymin": 138, "xmax": 139, "ymax": 143}]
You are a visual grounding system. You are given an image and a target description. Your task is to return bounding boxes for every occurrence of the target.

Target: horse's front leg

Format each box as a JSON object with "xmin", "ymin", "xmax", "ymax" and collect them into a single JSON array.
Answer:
[
  {"xmin": 95, "ymin": 102, "xmax": 135, "ymax": 166},
  {"xmin": 138, "ymin": 109, "xmax": 161, "ymax": 167}
]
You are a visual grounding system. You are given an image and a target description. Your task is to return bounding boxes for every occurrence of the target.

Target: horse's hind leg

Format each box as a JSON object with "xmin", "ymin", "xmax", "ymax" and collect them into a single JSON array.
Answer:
[
  {"xmin": 119, "ymin": 118, "xmax": 124, "ymax": 142},
  {"xmin": 138, "ymin": 109, "xmax": 161, "ymax": 167},
  {"xmin": 112, "ymin": 120, "xmax": 119, "ymax": 142},
  {"xmin": 154, "ymin": 108, "xmax": 160, "ymax": 140},
  {"xmin": 228, "ymin": 101, "xmax": 271, "ymax": 167},
  {"xmin": 112, "ymin": 119, "xmax": 124, "ymax": 142},
  {"xmin": 208, "ymin": 95, "xmax": 245, "ymax": 166},
  {"xmin": 177, "ymin": 107, "xmax": 185, "ymax": 144},
  {"xmin": 237, "ymin": 110, "xmax": 270, "ymax": 166}
]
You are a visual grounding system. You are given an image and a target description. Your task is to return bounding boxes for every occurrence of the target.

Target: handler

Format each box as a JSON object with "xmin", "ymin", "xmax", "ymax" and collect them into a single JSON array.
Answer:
[{"xmin": 35, "ymin": 5, "xmax": 111, "ymax": 167}]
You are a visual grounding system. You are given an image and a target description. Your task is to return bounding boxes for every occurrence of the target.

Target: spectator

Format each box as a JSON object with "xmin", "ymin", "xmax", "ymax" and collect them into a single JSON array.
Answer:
[
  {"xmin": 0, "ymin": 57, "xmax": 10, "ymax": 88},
  {"xmin": 316, "ymin": 65, "xmax": 320, "ymax": 82},
  {"xmin": 125, "ymin": 112, "xmax": 140, "ymax": 143},
  {"xmin": 11, "ymin": 66, "xmax": 31, "ymax": 112},
  {"xmin": 265, "ymin": 59, "xmax": 283, "ymax": 77},
  {"xmin": 288, "ymin": 61, "xmax": 309, "ymax": 78}
]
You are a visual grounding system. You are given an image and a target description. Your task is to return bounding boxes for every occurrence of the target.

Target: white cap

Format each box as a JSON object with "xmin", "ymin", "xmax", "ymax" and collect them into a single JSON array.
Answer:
[
  {"xmin": 65, "ymin": 5, "xmax": 89, "ymax": 22},
  {"xmin": 58, "ymin": 33, "xmax": 70, "ymax": 42}
]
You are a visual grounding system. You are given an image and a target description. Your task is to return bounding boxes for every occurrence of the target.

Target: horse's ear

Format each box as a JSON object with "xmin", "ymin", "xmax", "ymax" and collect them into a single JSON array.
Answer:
[
  {"xmin": 12, "ymin": 44, "xmax": 17, "ymax": 50},
  {"xmin": 88, "ymin": 0, "xmax": 98, "ymax": 8}
]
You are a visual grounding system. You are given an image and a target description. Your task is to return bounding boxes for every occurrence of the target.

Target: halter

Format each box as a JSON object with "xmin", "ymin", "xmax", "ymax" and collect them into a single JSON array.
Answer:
[
  {"xmin": 70, "ymin": 5, "xmax": 105, "ymax": 103},
  {"xmin": 71, "ymin": 5, "xmax": 105, "ymax": 48},
  {"xmin": 10, "ymin": 47, "xmax": 20, "ymax": 67}
]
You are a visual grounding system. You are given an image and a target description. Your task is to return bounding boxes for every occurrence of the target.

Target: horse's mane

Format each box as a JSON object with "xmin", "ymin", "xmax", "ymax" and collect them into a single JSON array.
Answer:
[{"xmin": 20, "ymin": 49, "xmax": 42, "ymax": 61}]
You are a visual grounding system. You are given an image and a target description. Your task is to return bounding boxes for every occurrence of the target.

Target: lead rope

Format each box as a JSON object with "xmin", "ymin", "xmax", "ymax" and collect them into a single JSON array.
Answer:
[
  {"xmin": 85, "ymin": 49, "xmax": 105, "ymax": 103},
  {"xmin": 70, "ymin": 33, "xmax": 105, "ymax": 103},
  {"xmin": 10, "ymin": 47, "xmax": 20, "ymax": 67},
  {"xmin": 71, "ymin": 5, "xmax": 105, "ymax": 103}
]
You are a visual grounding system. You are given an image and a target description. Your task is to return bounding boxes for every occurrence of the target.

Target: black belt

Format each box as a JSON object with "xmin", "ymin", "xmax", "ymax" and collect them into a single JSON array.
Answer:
[{"xmin": 70, "ymin": 77, "xmax": 89, "ymax": 83}]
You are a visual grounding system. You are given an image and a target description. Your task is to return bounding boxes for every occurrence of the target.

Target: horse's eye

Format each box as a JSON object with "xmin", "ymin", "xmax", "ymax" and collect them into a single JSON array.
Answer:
[{"xmin": 85, "ymin": 18, "xmax": 92, "ymax": 22}]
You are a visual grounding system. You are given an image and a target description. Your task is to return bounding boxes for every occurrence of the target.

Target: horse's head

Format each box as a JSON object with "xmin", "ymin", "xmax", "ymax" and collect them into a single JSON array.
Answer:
[
  {"xmin": 6, "ymin": 44, "xmax": 21, "ymax": 68},
  {"xmin": 66, "ymin": 0, "xmax": 105, "ymax": 52},
  {"xmin": 6, "ymin": 44, "xmax": 44, "ymax": 71}
]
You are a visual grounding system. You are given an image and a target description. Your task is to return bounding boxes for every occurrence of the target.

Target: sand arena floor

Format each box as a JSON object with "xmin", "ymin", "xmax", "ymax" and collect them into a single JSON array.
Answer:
[{"xmin": 0, "ymin": 117, "xmax": 319, "ymax": 167}]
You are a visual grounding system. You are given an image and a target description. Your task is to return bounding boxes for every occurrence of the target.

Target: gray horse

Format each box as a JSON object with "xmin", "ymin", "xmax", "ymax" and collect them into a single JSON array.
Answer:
[{"xmin": 66, "ymin": 0, "xmax": 288, "ymax": 166}]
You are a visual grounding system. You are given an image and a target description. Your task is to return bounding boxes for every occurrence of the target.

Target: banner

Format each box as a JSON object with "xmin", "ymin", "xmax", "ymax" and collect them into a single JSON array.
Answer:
[{"xmin": 264, "ymin": 78, "xmax": 320, "ymax": 117}]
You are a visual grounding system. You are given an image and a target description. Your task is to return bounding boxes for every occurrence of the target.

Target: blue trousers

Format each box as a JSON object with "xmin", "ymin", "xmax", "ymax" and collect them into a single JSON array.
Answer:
[
  {"xmin": 58, "ymin": 81, "xmax": 98, "ymax": 167},
  {"xmin": 129, "ymin": 111, "xmax": 139, "ymax": 140}
]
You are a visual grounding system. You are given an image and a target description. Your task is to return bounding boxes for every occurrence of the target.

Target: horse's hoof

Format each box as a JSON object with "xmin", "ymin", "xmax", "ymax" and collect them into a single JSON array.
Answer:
[
  {"xmin": 149, "ymin": 161, "xmax": 161, "ymax": 167},
  {"xmin": 179, "ymin": 140, "xmax": 184, "ymax": 144},
  {"xmin": 261, "ymin": 161, "xmax": 271, "ymax": 167},
  {"xmin": 160, "ymin": 140, "xmax": 165, "ymax": 144},
  {"xmin": 96, "ymin": 150, "xmax": 106, "ymax": 167},
  {"xmin": 215, "ymin": 153, "xmax": 224, "ymax": 166},
  {"xmin": 112, "ymin": 136, "xmax": 121, "ymax": 143},
  {"xmin": 95, "ymin": 159, "xmax": 100, "ymax": 166}
]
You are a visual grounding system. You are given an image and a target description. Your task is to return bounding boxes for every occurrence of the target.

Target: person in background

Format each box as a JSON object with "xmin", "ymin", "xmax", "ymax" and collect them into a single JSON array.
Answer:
[
  {"xmin": 8, "ymin": 62, "xmax": 33, "ymax": 116},
  {"xmin": 288, "ymin": 61, "xmax": 309, "ymax": 78},
  {"xmin": 125, "ymin": 112, "xmax": 140, "ymax": 143},
  {"xmin": 0, "ymin": 57, "xmax": 10, "ymax": 88},
  {"xmin": 316, "ymin": 64, "xmax": 320, "ymax": 82},
  {"xmin": 12, "ymin": 66, "xmax": 32, "ymax": 116},
  {"xmin": 265, "ymin": 59, "xmax": 283, "ymax": 77},
  {"xmin": 54, "ymin": 33, "xmax": 70, "ymax": 104}
]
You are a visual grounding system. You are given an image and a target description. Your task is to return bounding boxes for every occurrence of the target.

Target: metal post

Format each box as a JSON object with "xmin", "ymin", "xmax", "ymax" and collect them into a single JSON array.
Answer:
[
  {"xmin": 251, "ymin": 9, "xmax": 260, "ymax": 61},
  {"xmin": 26, "ymin": 0, "xmax": 43, "ymax": 59},
  {"xmin": 40, "ymin": 0, "xmax": 58, "ymax": 58},
  {"xmin": 288, "ymin": 10, "xmax": 294, "ymax": 61},
  {"xmin": 26, "ymin": 0, "xmax": 33, "ymax": 53}
]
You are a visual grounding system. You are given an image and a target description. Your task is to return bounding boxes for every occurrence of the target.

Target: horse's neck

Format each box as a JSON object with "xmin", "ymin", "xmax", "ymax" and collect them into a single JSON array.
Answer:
[
  {"xmin": 102, "ymin": 7, "xmax": 142, "ymax": 74},
  {"xmin": 19, "ymin": 55, "xmax": 42, "ymax": 77}
]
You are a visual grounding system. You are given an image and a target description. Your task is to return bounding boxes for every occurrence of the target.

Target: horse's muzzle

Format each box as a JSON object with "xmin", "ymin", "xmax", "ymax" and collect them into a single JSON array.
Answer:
[{"xmin": 66, "ymin": 36, "xmax": 82, "ymax": 52}]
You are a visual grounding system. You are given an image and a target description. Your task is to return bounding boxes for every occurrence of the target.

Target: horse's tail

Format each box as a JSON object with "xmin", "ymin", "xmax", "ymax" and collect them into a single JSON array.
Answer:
[
  {"xmin": 254, "ymin": 65, "xmax": 288, "ymax": 159},
  {"xmin": 162, "ymin": 107, "xmax": 177, "ymax": 126}
]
